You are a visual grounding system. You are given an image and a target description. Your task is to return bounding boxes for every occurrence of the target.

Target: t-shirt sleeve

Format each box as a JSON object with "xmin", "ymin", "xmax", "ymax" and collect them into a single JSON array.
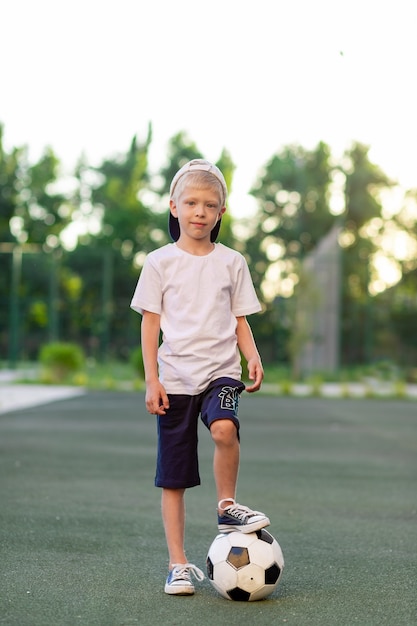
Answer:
[
  {"xmin": 231, "ymin": 256, "xmax": 262, "ymax": 317},
  {"xmin": 130, "ymin": 256, "xmax": 162, "ymax": 316}
]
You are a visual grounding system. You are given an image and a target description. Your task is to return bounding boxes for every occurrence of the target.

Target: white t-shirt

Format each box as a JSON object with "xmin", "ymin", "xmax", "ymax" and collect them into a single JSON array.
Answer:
[{"xmin": 130, "ymin": 243, "xmax": 261, "ymax": 395}]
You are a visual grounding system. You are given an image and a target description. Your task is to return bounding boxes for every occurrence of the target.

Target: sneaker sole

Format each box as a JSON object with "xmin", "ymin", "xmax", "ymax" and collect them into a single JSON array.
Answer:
[
  {"xmin": 218, "ymin": 517, "xmax": 270, "ymax": 534},
  {"xmin": 164, "ymin": 585, "xmax": 195, "ymax": 595}
]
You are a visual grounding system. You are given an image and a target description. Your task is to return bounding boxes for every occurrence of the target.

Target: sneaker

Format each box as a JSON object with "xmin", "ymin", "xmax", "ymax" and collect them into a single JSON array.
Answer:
[
  {"xmin": 217, "ymin": 498, "xmax": 270, "ymax": 533},
  {"xmin": 164, "ymin": 563, "xmax": 205, "ymax": 595}
]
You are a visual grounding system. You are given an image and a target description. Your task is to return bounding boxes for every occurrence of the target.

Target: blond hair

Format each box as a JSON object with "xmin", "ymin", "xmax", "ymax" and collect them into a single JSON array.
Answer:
[{"xmin": 171, "ymin": 171, "xmax": 226, "ymax": 206}]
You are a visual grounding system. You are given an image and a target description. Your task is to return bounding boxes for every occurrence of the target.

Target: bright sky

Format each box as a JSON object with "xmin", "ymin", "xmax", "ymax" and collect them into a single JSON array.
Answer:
[{"xmin": 2, "ymin": 0, "xmax": 416, "ymax": 217}]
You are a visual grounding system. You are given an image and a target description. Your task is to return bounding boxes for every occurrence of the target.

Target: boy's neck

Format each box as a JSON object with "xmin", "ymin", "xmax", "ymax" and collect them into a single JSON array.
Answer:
[{"xmin": 175, "ymin": 237, "xmax": 215, "ymax": 256}]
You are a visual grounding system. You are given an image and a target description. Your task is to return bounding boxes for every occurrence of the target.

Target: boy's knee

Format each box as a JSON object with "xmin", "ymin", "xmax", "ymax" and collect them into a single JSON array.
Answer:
[{"xmin": 210, "ymin": 419, "xmax": 238, "ymax": 445}]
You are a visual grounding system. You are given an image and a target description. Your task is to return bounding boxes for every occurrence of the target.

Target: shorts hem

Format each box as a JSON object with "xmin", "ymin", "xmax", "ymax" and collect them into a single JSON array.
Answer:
[{"xmin": 155, "ymin": 480, "xmax": 201, "ymax": 489}]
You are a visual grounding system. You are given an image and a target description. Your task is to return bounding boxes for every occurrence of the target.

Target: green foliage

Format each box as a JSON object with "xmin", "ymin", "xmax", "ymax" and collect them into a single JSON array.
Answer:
[
  {"xmin": 130, "ymin": 346, "xmax": 145, "ymax": 379},
  {"xmin": 389, "ymin": 274, "xmax": 417, "ymax": 351},
  {"xmin": 250, "ymin": 141, "xmax": 334, "ymax": 259},
  {"xmin": 307, "ymin": 375, "xmax": 323, "ymax": 397},
  {"xmin": 279, "ymin": 379, "xmax": 293, "ymax": 396},
  {"xmin": 2, "ymin": 120, "xmax": 417, "ymax": 373},
  {"xmin": 393, "ymin": 380, "xmax": 407, "ymax": 398},
  {"xmin": 344, "ymin": 142, "xmax": 391, "ymax": 227},
  {"xmin": 364, "ymin": 359, "xmax": 401, "ymax": 381},
  {"xmin": 246, "ymin": 142, "xmax": 335, "ymax": 368},
  {"xmin": 29, "ymin": 300, "xmax": 48, "ymax": 327},
  {"xmin": 0, "ymin": 124, "xmax": 23, "ymax": 243},
  {"xmin": 339, "ymin": 143, "xmax": 394, "ymax": 364},
  {"xmin": 158, "ymin": 131, "xmax": 203, "ymax": 196},
  {"xmin": 91, "ymin": 132, "xmax": 154, "ymax": 253},
  {"xmin": 39, "ymin": 342, "xmax": 85, "ymax": 383}
]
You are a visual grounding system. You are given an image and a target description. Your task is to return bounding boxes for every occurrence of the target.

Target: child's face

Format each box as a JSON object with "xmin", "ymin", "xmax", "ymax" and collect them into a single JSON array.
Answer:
[{"xmin": 170, "ymin": 185, "xmax": 225, "ymax": 243}]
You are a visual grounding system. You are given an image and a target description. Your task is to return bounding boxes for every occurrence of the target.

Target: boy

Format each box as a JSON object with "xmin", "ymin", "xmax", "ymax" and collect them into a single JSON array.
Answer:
[{"xmin": 130, "ymin": 159, "xmax": 270, "ymax": 595}]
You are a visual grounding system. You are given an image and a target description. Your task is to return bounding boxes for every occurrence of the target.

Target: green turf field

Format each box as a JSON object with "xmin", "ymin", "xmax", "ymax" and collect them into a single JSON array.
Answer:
[{"xmin": 1, "ymin": 392, "xmax": 416, "ymax": 625}]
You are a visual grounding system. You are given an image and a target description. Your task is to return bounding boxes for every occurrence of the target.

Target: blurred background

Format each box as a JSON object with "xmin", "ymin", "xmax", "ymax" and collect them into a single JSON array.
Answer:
[{"xmin": 1, "ymin": 0, "xmax": 416, "ymax": 385}]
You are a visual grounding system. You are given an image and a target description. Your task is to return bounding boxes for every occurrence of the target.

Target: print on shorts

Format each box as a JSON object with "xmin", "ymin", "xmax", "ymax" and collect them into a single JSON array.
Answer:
[{"xmin": 218, "ymin": 386, "xmax": 241, "ymax": 411}]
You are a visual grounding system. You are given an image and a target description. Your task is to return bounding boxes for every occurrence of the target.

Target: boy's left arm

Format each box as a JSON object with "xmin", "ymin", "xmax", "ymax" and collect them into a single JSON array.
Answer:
[{"xmin": 236, "ymin": 316, "xmax": 264, "ymax": 393}]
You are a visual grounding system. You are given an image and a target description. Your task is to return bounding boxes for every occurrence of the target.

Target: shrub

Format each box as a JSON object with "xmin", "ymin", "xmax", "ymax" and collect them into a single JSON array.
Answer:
[
  {"xmin": 307, "ymin": 375, "xmax": 323, "ymax": 397},
  {"xmin": 39, "ymin": 342, "xmax": 85, "ymax": 383},
  {"xmin": 280, "ymin": 379, "xmax": 293, "ymax": 396}
]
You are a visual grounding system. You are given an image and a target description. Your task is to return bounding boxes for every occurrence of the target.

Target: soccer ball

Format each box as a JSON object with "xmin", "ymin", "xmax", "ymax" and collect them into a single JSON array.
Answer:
[{"xmin": 206, "ymin": 529, "xmax": 284, "ymax": 601}]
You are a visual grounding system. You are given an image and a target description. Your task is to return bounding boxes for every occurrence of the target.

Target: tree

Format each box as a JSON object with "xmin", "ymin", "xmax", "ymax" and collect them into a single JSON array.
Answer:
[
  {"xmin": 340, "ymin": 142, "xmax": 393, "ymax": 363},
  {"xmin": 246, "ymin": 141, "xmax": 397, "ymax": 368},
  {"xmin": 247, "ymin": 142, "xmax": 333, "ymax": 299},
  {"xmin": 158, "ymin": 131, "xmax": 202, "ymax": 197},
  {"xmin": 0, "ymin": 141, "xmax": 69, "ymax": 247},
  {"xmin": 4, "ymin": 116, "xmax": 415, "ymax": 368},
  {"xmin": 245, "ymin": 142, "xmax": 334, "ymax": 363},
  {"xmin": 0, "ymin": 124, "xmax": 22, "ymax": 243},
  {"xmin": 60, "ymin": 129, "xmax": 156, "ymax": 358},
  {"xmin": 0, "ymin": 125, "xmax": 22, "ymax": 356},
  {"xmin": 0, "ymin": 129, "xmax": 69, "ymax": 360},
  {"xmin": 370, "ymin": 186, "xmax": 417, "ymax": 368}
]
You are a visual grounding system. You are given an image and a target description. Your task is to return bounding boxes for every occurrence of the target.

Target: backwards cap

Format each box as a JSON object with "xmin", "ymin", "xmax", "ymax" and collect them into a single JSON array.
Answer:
[{"xmin": 169, "ymin": 159, "xmax": 227, "ymax": 242}]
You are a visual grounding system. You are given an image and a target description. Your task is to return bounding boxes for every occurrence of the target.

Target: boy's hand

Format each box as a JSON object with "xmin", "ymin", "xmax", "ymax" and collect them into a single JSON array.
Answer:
[
  {"xmin": 245, "ymin": 358, "xmax": 264, "ymax": 393},
  {"xmin": 145, "ymin": 380, "xmax": 170, "ymax": 415}
]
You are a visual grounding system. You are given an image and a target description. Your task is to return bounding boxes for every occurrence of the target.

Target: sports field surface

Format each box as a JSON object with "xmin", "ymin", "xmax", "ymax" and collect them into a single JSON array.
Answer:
[{"xmin": 1, "ymin": 391, "xmax": 416, "ymax": 625}]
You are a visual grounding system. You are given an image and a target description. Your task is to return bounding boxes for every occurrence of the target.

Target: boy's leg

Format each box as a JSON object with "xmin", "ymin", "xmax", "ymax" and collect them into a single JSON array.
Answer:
[
  {"xmin": 156, "ymin": 395, "xmax": 201, "ymax": 566},
  {"xmin": 157, "ymin": 396, "xmax": 205, "ymax": 594},
  {"xmin": 211, "ymin": 419, "xmax": 270, "ymax": 532},
  {"xmin": 161, "ymin": 488, "xmax": 205, "ymax": 595},
  {"xmin": 161, "ymin": 487, "xmax": 188, "ymax": 567},
  {"xmin": 210, "ymin": 419, "xmax": 240, "ymax": 511},
  {"xmin": 203, "ymin": 377, "xmax": 270, "ymax": 533}
]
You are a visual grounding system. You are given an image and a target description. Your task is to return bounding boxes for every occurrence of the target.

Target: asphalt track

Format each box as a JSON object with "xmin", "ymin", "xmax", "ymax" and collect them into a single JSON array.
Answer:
[{"xmin": 1, "ymin": 391, "xmax": 416, "ymax": 625}]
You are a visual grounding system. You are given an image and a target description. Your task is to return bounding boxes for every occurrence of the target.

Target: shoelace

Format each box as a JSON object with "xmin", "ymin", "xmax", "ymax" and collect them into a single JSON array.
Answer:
[
  {"xmin": 218, "ymin": 499, "xmax": 264, "ymax": 522},
  {"xmin": 171, "ymin": 563, "xmax": 205, "ymax": 582},
  {"xmin": 223, "ymin": 504, "xmax": 256, "ymax": 521}
]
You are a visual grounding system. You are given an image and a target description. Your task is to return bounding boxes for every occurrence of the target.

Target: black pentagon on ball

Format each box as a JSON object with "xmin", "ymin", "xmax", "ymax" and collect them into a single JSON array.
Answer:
[
  {"xmin": 256, "ymin": 529, "xmax": 274, "ymax": 544},
  {"xmin": 226, "ymin": 546, "xmax": 250, "ymax": 569},
  {"xmin": 206, "ymin": 556, "xmax": 214, "ymax": 580},
  {"xmin": 265, "ymin": 563, "xmax": 281, "ymax": 584},
  {"xmin": 227, "ymin": 587, "xmax": 251, "ymax": 601}
]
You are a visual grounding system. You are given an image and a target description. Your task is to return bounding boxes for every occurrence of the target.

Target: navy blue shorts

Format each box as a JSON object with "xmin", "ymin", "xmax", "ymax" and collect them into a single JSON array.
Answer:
[{"xmin": 155, "ymin": 377, "xmax": 245, "ymax": 489}]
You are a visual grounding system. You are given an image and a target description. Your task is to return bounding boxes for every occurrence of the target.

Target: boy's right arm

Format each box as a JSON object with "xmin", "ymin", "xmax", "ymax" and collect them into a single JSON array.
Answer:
[{"xmin": 141, "ymin": 310, "xmax": 169, "ymax": 415}]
